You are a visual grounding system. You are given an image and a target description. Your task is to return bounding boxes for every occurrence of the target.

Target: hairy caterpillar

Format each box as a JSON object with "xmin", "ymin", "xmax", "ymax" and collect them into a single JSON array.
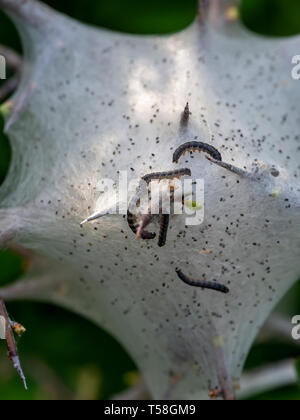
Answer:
[
  {"xmin": 172, "ymin": 141, "xmax": 222, "ymax": 163},
  {"xmin": 142, "ymin": 168, "xmax": 191, "ymax": 184}
]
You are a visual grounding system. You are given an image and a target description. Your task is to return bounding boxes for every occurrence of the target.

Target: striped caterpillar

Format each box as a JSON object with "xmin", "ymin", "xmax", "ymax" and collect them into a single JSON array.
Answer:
[
  {"xmin": 142, "ymin": 168, "xmax": 191, "ymax": 184},
  {"xmin": 175, "ymin": 268, "xmax": 229, "ymax": 294},
  {"xmin": 158, "ymin": 214, "xmax": 170, "ymax": 247},
  {"xmin": 172, "ymin": 141, "xmax": 222, "ymax": 164}
]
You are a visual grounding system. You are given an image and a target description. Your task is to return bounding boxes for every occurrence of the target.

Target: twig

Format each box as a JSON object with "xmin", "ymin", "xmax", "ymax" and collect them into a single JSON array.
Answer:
[
  {"xmin": 238, "ymin": 360, "xmax": 297, "ymax": 400},
  {"xmin": 206, "ymin": 156, "xmax": 258, "ymax": 179},
  {"xmin": 0, "ymin": 297, "xmax": 27, "ymax": 389}
]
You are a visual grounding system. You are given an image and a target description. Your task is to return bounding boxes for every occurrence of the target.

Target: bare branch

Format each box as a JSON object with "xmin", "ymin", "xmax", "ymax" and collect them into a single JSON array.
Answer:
[{"xmin": 0, "ymin": 297, "xmax": 27, "ymax": 389}]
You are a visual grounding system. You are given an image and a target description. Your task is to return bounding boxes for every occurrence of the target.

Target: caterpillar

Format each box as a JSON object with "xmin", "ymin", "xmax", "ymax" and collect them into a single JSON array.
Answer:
[
  {"xmin": 127, "ymin": 210, "xmax": 156, "ymax": 240},
  {"xmin": 175, "ymin": 268, "xmax": 229, "ymax": 294},
  {"xmin": 172, "ymin": 141, "xmax": 222, "ymax": 163},
  {"xmin": 158, "ymin": 214, "xmax": 170, "ymax": 247},
  {"xmin": 142, "ymin": 168, "xmax": 191, "ymax": 184}
]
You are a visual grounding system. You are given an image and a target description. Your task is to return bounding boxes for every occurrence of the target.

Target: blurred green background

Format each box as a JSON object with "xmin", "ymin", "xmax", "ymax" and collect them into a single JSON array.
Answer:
[{"xmin": 0, "ymin": 0, "xmax": 300, "ymax": 400}]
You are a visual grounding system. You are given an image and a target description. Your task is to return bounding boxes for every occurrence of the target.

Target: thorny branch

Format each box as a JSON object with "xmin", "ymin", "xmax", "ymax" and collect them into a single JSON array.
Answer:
[{"xmin": 0, "ymin": 297, "xmax": 27, "ymax": 389}]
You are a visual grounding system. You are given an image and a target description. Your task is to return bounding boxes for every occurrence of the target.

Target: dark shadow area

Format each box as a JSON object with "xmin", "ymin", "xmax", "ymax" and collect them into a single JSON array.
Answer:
[
  {"xmin": 241, "ymin": 0, "xmax": 300, "ymax": 37},
  {"xmin": 0, "ymin": 249, "xmax": 24, "ymax": 286},
  {"xmin": 0, "ymin": 10, "xmax": 22, "ymax": 52},
  {"xmin": 0, "ymin": 114, "xmax": 11, "ymax": 186},
  {"xmin": 42, "ymin": 0, "xmax": 198, "ymax": 34}
]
